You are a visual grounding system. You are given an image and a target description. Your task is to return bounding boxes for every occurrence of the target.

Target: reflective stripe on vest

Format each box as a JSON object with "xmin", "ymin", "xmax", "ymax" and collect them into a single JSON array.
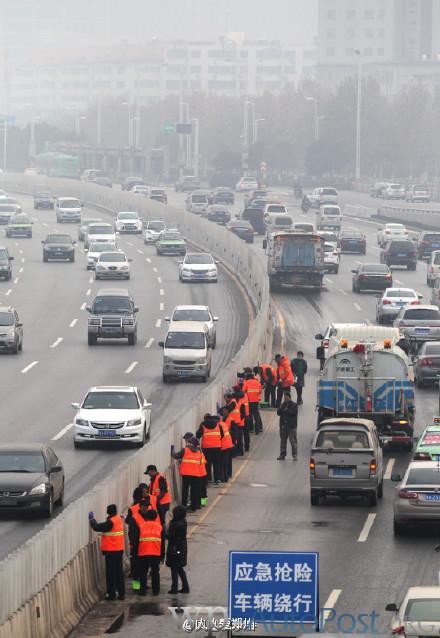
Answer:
[
  {"xmin": 243, "ymin": 378, "xmax": 262, "ymax": 402},
  {"xmin": 219, "ymin": 421, "xmax": 234, "ymax": 450},
  {"xmin": 201, "ymin": 424, "xmax": 221, "ymax": 448},
  {"xmin": 134, "ymin": 515, "xmax": 162, "ymax": 557},
  {"xmin": 180, "ymin": 447, "xmax": 203, "ymax": 476},
  {"xmin": 261, "ymin": 364, "xmax": 277, "ymax": 385},
  {"xmin": 150, "ymin": 473, "xmax": 171, "ymax": 506},
  {"xmin": 101, "ymin": 515, "xmax": 124, "ymax": 552}
]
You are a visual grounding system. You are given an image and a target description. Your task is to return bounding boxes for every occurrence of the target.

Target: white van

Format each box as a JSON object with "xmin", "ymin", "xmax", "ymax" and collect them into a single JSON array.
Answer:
[
  {"xmin": 317, "ymin": 205, "xmax": 342, "ymax": 230},
  {"xmin": 55, "ymin": 197, "xmax": 82, "ymax": 223},
  {"xmin": 186, "ymin": 191, "xmax": 209, "ymax": 215},
  {"xmin": 265, "ymin": 213, "xmax": 293, "ymax": 234},
  {"xmin": 84, "ymin": 222, "xmax": 117, "ymax": 249},
  {"xmin": 159, "ymin": 321, "xmax": 212, "ymax": 382}
]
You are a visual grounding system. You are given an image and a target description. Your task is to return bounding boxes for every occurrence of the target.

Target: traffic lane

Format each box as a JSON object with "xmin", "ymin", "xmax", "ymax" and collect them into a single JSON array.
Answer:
[{"xmin": 340, "ymin": 189, "xmax": 440, "ymax": 212}]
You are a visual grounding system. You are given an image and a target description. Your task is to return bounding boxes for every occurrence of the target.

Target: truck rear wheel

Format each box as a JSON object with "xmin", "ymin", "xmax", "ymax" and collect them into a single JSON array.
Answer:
[
  {"xmin": 269, "ymin": 280, "xmax": 279, "ymax": 293},
  {"xmin": 88, "ymin": 334, "xmax": 97, "ymax": 346}
]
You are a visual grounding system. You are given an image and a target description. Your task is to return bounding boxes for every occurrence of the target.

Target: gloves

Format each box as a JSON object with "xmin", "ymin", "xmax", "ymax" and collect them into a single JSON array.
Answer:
[
  {"xmin": 88, "ymin": 511, "xmax": 94, "ymax": 521},
  {"xmin": 170, "ymin": 444, "xmax": 175, "ymax": 453}
]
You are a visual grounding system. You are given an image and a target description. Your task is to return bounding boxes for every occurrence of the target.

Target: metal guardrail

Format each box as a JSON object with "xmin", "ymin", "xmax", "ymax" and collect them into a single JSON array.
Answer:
[{"xmin": 0, "ymin": 174, "xmax": 273, "ymax": 625}]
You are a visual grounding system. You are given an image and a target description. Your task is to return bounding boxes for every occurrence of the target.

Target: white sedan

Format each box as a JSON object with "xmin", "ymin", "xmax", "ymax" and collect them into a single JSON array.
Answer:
[
  {"xmin": 377, "ymin": 223, "xmax": 409, "ymax": 247},
  {"xmin": 115, "ymin": 211, "xmax": 143, "ymax": 234},
  {"xmin": 376, "ymin": 287, "xmax": 421, "ymax": 324},
  {"xmin": 179, "ymin": 252, "xmax": 218, "ymax": 283},
  {"xmin": 131, "ymin": 185, "xmax": 149, "ymax": 196},
  {"xmin": 236, "ymin": 177, "xmax": 259, "ymax": 192},
  {"xmin": 72, "ymin": 386, "xmax": 151, "ymax": 448},
  {"xmin": 144, "ymin": 220, "xmax": 167, "ymax": 244},
  {"xmin": 86, "ymin": 241, "xmax": 118, "ymax": 270},
  {"xmin": 95, "ymin": 251, "xmax": 131, "ymax": 280},
  {"xmin": 386, "ymin": 586, "xmax": 440, "ymax": 637},
  {"xmin": 323, "ymin": 242, "xmax": 340, "ymax": 274}
]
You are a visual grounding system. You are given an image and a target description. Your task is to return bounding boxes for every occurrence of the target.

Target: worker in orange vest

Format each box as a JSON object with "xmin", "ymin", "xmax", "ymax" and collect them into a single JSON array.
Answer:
[
  {"xmin": 233, "ymin": 384, "xmax": 250, "ymax": 453},
  {"xmin": 242, "ymin": 370, "xmax": 263, "ymax": 434},
  {"xmin": 89, "ymin": 504, "xmax": 125, "ymax": 601},
  {"xmin": 198, "ymin": 441, "xmax": 209, "ymax": 507},
  {"xmin": 255, "ymin": 364, "xmax": 278, "ymax": 408},
  {"xmin": 172, "ymin": 433, "xmax": 203, "ymax": 510},
  {"xmin": 219, "ymin": 408, "xmax": 234, "ymax": 481},
  {"xmin": 196, "ymin": 414, "xmax": 223, "ymax": 484},
  {"xmin": 275, "ymin": 354, "xmax": 295, "ymax": 407},
  {"xmin": 145, "ymin": 465, "xmax": 171, "ymax": 523},
  {"xmin": 129, "ymin": 503, "xmax": 164, "ymax": 596}
]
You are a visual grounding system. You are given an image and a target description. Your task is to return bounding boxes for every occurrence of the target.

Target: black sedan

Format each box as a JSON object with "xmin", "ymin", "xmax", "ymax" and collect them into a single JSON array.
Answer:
[
  {"xmin": 0, "ymin": 444, "xmax": 64, "ymax": 517},
  {"xmin": 226, "ymin": 220, "xmax": 254, "ymax": 243},
  {"xmin": 207, "ymin": 205, "xmax": 231, "ymax": 225},
  {"xmin": 352, "ymin": 263, "xmax": 392, "ymax": 292},
  {"xmin": 34, "ymin": 192, "xmax": 54, "ymax": 209},
  {"xmin": 42, "ymin": 233, "xmax": 76, "ymax": 262},
  {"xmin": 339, "ymin": 230, "xmax": 366, "ymax": 254},
  {"xmin": 213, "ymin": 187, "xmax": 234, "ymax": 205},
  {"xmin": 417, "ymin": 232, "xmax": 440, "ymax": 260}
]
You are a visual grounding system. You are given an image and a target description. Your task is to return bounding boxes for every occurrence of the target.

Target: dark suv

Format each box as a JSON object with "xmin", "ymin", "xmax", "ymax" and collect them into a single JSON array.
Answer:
[
  {"xmin": 42, "ymin": 234, "xmax": 76, "ymax": 262},
  {"xmin": 0, "ymin": 246, "xmax": 13, "ymax": 280},
  {"xmin": 380, "ymin": 239, "xmax": 417, "ymax": 270},
  {"xmin": 417, "ymin": 232, "xmax": 440, "ymax": 260},
  {"xmin": 87, "ymin": 288, "xmax": 138, "ymax": 345}
]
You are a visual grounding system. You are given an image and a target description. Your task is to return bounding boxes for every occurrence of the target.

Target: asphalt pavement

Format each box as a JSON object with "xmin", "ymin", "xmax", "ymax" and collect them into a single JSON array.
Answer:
[{"xmin": 0, "ymin": 193, "xmax": 249, "ymax": 558}]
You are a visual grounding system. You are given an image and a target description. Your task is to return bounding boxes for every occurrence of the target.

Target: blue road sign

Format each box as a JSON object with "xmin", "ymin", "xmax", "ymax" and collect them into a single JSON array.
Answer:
[
  {"xmin": 0, "ymin": 115, "xmax": 15, "ymax": 125},
  {"xmin": 229, "ymin": 551, "xmax": 319, "ymax": 632}
]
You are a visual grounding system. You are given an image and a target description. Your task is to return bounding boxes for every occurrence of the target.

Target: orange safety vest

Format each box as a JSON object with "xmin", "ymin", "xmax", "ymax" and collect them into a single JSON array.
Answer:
[
  {"xmin": 277, "ymin": 356, "xmax": 295, "ymax": 387},
  {"xmin": 201, "ymin": 423, "xmax": 221, "ymax": 449},
  {"xmin": 149, "ymin": 473, "xmax": 171, "ymax": 506},
  {"xmin": 241, "ymin": 394, "xmax": 250, "ymax": 418},
  {"xmin": 219, "ymin": 420, "xmax": 234, "ymax": 450},
  {"xmin": 243, "ymin": 377, "xmax": 262, "ymax": 403},
  {"xmin": 129, "ymin": 494, "xmax": 158, "ymax": 518},
  {"xmin": 261, "ymin": 364, "xmax": 277, "ymax": 386},
  {"xmin": 228, "ymin": 399, "xmax": 242, "ymax": 425},
  {"xmin": 133, "ymin": 514, "xmax": 162, "ymax": 557},
  {"xmin": 101, "ymin": 515, "xmax": 125, "ymax": 552},
  {"xmin": 180, "ymin": 447, "xmax": 203, "ymax": 477},
  {"xmin": 199, "ymin": 451, "xmax": 207, "ymax": 477}
]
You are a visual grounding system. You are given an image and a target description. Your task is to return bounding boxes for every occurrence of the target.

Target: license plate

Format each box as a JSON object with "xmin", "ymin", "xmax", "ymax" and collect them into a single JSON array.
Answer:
[
  {"xmin": 97, "ymin": 429, "xmax": 117, "ymax": 437},
  {"xmin": 423, "ymin": 493, "xmax": 440, "ymax": 501},
  {"xmin": 103, "ymin": 328, "xmax": 120, "ymax": 333},
  {"xmin": 397, "ymin": 253, "xmax": 407, "ymax": 257},
  {"xmin": 177, "ymin": 370, "xmax": 193, "ymax": 376},
  {"xmin": 330, "ymin": 467, "xmax": 354, "ymax": 477},
  {"xmin": 0, "ymin": 499, "xmax": 17, "ymax": 506},
  {"xmin": 415, "ymin": 327, "xmax": 430, "ymax": 333}
]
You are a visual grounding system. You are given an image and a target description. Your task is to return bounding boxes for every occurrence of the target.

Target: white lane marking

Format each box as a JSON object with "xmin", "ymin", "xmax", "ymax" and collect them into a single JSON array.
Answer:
[
  {"xmin": 51, "ymin": 423, "xmax": 73, "ymax": 441},
  {"xmin": 357, "ymin": 513, "xmax": 377, "ymax": 542},
  {"xmin": 157, "ymin": 276, "xmax": 162, "ymax": 283},
  {"xmin": 325, "ymin": 277, "xmax": 334, "ymax": 284},
  {"xmin": 137, "ymin": 249, "xmax": 143, "ymax": 255},
  {"xmin": 89, "ymin": 276, "xmax": 93, "ymax": 284},
  {"xmin": 14, "ymin": 242, "xmax": 18, "ymax": 247},
  {"xmin": 81, "ymin": 302, "xmax": 87, "ymax": 310},
  {"xmin": 127, "ymin": 241, "xmax": 134, "ymax": 246},
  {"xmin": 321, "ymin": 589, "xmax": 342, "ymax": 625},
  {"xmin": 145, "ymin": 337, "xmax": 154, "ymax": 349},
  {"xmin": 5, "ymin": 289, "xmax": 12, "ymax": 296},
  {"xmin": 160, "ymin": 289, "xmax": 164, "ymax": 296},
  {"xmin": 155, "ymin": 318, "xmax": 161, "ymax": 328},
  {"xmin": 153, "ymin": 267, "xmax": 158, "ymax": 273},
  {"xmin": 146, "ymin": 257, "xmax": 151, "ymax": 263},
  {"xmin": 21, "ymin": 257, "xmax": 25, "ymax": 263},
  {"xmin": 42, "ymin": 222, "xmax": 48, "ymax": 227},
  {"xmin": 125, "ymin": 361, "xmax": 138, "ymax": 374},
  {"xmin": 338, "ymin": 288, "xmax": 348, "ymax": 296},
  {"xmin": 13, "ymin": 277, "xmax": 19, "ymax": 284},
  {"xmin": 69, "ymin": 318, "xmax": 78, "ymax": 328},
  {"xmin": 18, "ymin": 267, "xmax": 23, "ymax": 273},
  {"xmin": 160, "ymin": 302, "xmax": 164, "ymax": 311},
  {"xmin": 384, "ymin": 458, "xmax": 396, "ymax": 480},
  {"xmin": 21, "ymin": 361, "xmax": 39, "ymax": 374},
  {"xmin": 353, "ymin": 302, "xmax": 362, "ymax": 311},
  {"xmin": 18, "ymin": 249, "xmax": 23, "ymax": 254},
  {"xmin": 50, "ymin": 337, "xmax": 63, "ymax": 348},
  {"xmin": 86, "ymin": 288, "xmax": 91, "ymax": 296}
]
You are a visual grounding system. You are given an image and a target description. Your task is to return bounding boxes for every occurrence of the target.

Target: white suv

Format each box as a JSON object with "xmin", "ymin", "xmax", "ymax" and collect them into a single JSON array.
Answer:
[
  {"xmin": 165, "ymin": 305, "xmax": 218, "ymax": 349},
  {"xmin": 55, "ymin": 197, "xmax": 82, "ymax": 223},
  {"xmin": 115, "ymin": 211, "xmax": 142, "ymax": 234},
  {"xmin": 85, "ymin": 223, "xmax": 117, "ymax": 249},
  {"xmin": 72, "ymin": 386, "xmax": 152, "ymax": 448}
]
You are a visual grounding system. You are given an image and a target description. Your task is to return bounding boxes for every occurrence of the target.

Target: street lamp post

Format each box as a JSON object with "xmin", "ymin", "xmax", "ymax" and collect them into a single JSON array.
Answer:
[
  {"xmin": 254, "ymin": 118, "xmax": 265, "ymax": 143},
  {"xmin": 192, "ymin": 117, "xmax": 199, "ymax": 177},
  {"xmin": 121, "ymin": 102, "xmax": 132, "ymax": 147},
  {"xmin": 305, "ymin": 96, "xmax": 319, "ymax": 141},
  {"xmin": 355, "ymin": 49, "xmax": 362, "ymax": 180},
  {"xmin": 75, "ymin": 115, "xmax": 87, "ymax": 137},
  {"xmin": 179, "ymin": 101, "xmax": 190, "ymax": 177}
]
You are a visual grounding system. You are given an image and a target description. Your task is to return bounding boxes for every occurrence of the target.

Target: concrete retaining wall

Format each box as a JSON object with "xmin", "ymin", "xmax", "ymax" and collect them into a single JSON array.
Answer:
[
  {"xmin": 378, "ymin": 205, "xmax": 440, "ymax": 231},
  {"xmin": 0, "ymin": 175, "xmax": 273, "ymax": 637}
]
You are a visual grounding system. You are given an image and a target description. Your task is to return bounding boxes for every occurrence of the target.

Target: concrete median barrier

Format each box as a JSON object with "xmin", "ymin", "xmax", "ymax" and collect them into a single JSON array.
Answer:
[{"xmin": 0, "ymin": 174, "xmax": 273, "ymax": 638}]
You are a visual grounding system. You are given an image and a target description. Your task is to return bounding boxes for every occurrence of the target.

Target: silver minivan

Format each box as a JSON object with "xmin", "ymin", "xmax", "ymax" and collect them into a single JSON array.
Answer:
[
  {"xmin": 159, "ymin": 321, "xmax": 212, "ymax": 383},
  {"xmin": 310, "ymin": 418, "xmax": 384, "ymax": 506}
]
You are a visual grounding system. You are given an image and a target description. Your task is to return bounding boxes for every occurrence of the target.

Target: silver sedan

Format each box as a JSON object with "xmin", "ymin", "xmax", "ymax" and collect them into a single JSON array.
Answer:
[
  {"xmin": 392, "ymin": 461, "xmax": 440, "ymax": 534},
  {"xmin": 376, "ymin": 287, "xmax": 422, "ymax": 324}
]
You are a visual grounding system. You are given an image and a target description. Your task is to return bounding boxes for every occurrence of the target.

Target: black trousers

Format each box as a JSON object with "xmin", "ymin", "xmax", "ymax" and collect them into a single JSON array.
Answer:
[
  {"xmin": 181, "ymin": 475, "xmax": 201, "ymax": 510},
  {"xmin": 158, "ymin": 503, "xmax": 169, "ymax": 525},
  {"xmin": 294, "ymin": 383, "xmax": 303, "ymax": 402},
  {"xmin": 264, "ymin": 383, "xmax": 276, "ymax": 407},
  {"xmin": 104, "ymin": 551, "xmax": 125, "ymax": 598},
  {"xmin": 171, "ymin": 566, "xmax": 189, "ymax": 592},
  {"xmin": 276, "ymin": 385, "xmax": 291, "ymax": 407},
  {"xmin": 200, "ymin": 476, "xmax": 207, "ymax": 499},
  {"xmin": 202, "ymin": 447, "xmax": 222, "ymax": 482},
  {"xmin": 137, "ymin": 556, "xmax": 160, "ymax": 594},
  {"xmin": 221, "ymin": 449, "xmax": 233, "ymax": 481},
  {"xmin": 235, "ymin": 427, "xmax": 244, "ymax": 455},
  {"xmin": 249, "ymin": 402, "xmax": 263, "ymax": 434}
]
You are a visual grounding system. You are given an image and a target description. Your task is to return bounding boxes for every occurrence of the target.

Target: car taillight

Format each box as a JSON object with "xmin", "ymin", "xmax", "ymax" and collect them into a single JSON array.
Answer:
[
  {"xmin": 414, "ymin": 452, "xmax": 431, "ymax": 460},
  {"xmin": 410, "ymin": 300, "xmax": 420, "ymax": 305},
  {"xmin": 366, "ymin": 394, "xmax": 372, "ymax": 411},
  {"xmin": 398, "ymin": 490, "xmax": 418, "ymax": 500},
  {"xmin": 420, "ymin": 358, "xmax": 433, "ymax": 366},
  {"xmin": 333, "ymin": 251, "xmax": 338, "ymax": 256},
  {"xmin": 399, "ymin": 321, "xmax": 407, "ymax": 327},
  {"xmin": 411, "ymin": 252, "xmax": 417, "ymax": 257},
  {"xmin": 309, "ymin": 458, "xmax": 315, "ymax": 476},
  {"xmin": 382, "ymin": 299, "xmax": 392, "ymax": 305},
  {"xmin": 385, "ymin": 274, "xmax": 392, "ymax": 279},
  {"xmin": 369, "ymin": 460, "xmax": 377, "ymax": 476},
  {"xmin": 359, "ymin": 274, "xmax": 367, "ymax": 279},
  {"xmin": 323, "ymin": 339, "xmax": 329, "ymax": 348},
  {"xmin": 422, "ymin": 240, "xmax": 429, "ymax": 245},
  {"xmin": 392, "ymin": 627, "xmax": 406, "ymax": 636}
]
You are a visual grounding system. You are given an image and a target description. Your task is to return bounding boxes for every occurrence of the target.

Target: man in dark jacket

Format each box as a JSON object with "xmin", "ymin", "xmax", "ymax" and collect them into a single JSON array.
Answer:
[
  {"xmin": 172, "ymin": 434, "xmax": 202, "ymax": 510},
  {"xmin": 276, "ymin": 391, "xmax": 298, "ymax": 460},
  {"xmin": 166, "ymin": 505, "xmax": 190, "ymax": 594},
  {"xmin": 196, "ymin": 414, "xmax": 223, "ymax": 483},
  {"xmin": 290, "ymin": 351, "xmax": 308, "ymax": 405},
  {"xmin": 89, "ymin": 504, "xmax": 125, "ymax": 601},
  {"xmin": 129, "ymin": 503, "xmax": 165, "ymax": 596}
]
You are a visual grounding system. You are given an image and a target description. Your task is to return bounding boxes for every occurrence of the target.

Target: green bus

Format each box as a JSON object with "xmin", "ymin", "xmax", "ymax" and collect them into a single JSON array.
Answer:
[{"xmin": 35, "ymin": 152, "xmax": 80, "ymax": 179}]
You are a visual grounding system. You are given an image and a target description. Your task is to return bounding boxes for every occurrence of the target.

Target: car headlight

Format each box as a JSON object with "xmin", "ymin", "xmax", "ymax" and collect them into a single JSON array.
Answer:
[
  {"xmin": 120, "ymin": 265, "xmax": 129, "ymax": 270},
  {"xmin": 196, "ymin": 357, "xmax": 207, "ymax": 363},
  {"xmin": 7, "ymin": 329, "xmax": 15, "ymax": 339},
  {"xmin": 182, "ymin": 268, "xmax": 191, "ymax": 273},
  {"xmin": 163, "ymin": 356, "xmax": 172, "ymax": 363},
  {"xmin": 76, "ymin": 418, "xmax": 89, "ymax": 427},
  {"xmin": 96, "ymin": 265, "xmax": 105, "ymax": 271},
  {"xmin": 30, "ymin": 483, "xmax": 47, "ymax": 495},
  {"xmin": 127, "ymin": 418, "xmax": 142, "ymax": 427}
]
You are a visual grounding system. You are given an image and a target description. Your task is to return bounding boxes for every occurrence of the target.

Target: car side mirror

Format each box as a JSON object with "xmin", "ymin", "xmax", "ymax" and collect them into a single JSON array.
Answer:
[
  {"xmin": 385, "ymin": 603, "xmax": 398, "ymax": 612},
  {"xmin": 165, "ymin": 316, "xmax": 170, "ymax": 322},
  {"xmin": 71, "ymin": 402, "xmax": 80, "ymax": 409},
  {"xmin": 84, "ymin": 248, "xmax": 88, "ymax": 252},
  {"xmin": 391, "ymin": 474, "xmax": 401, "ymax": 482},
  {"xmin": 315, "ymin": 333, "xmax": 323, "ymax": 340},
  {"xmin": 213, "ymin": 317, "xmax": 219, "ymax": 322},
  {"xmin": 85, "ymin": 305, "xmax": 91, "ymax": 312},
  {"xmin": 73, "ymin": 241, "xmax": 77, "ymax": 245},
  {"xmin": 9, "ymin": 256, "xmax": 14, "ymax": 260},
  {"xmin": 41, "ymin": 240, "xmax": 45, "ymax": 244},
  {"xmin": 128, "ymin": 258, "xmax": 133, "ymax": 262},
  {"xmin": 134, "ymin": 306, "xmax": 139, "ymax": 313},
  {"xmin": 262, "ymin": 239, "xmax": 267, "ymax": 249},
  {"xmin": 158, "ymin": 341, "xmax": 164, "ymax": 348},
  {"xmin": 178, "ymin": 260, "xmax": 183, "ymax": 264},
  {"xmin": 51, "ymin": 465, "xmax": 63, "ymax": 473},
  {"xmin": 215, "ymin": 260, "xmax": 219, "ymax": 264},
  {"xmin": 418, "ymin": 293, "xmax": 423, "ymax": 299},
  {"xmin": 351, "ymin": 269, "xmax": 357, "ymax": 274},
  {"xmin": 16, "ymin": 322, "xmax": 23, "ymax": 328}
]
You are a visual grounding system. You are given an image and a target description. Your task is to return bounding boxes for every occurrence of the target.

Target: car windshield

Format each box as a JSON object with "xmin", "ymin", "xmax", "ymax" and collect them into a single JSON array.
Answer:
[
  {"xmin": 0, "ymin": 312, "xmax": 13, "ymax": 326},
  {"xmin": 407, "ymin": 468, "xmax": 440, "ymax": 484},
  {"xmin": 362, "ymin": 264, "xmax": 389, "ymax": 273},
  {"xmin": 165, "ymin": 331, "xmax": 206, "ymax": 349},
  {"xmin": 161, "ymin": 233, "xmax": 181, "ymax": 240},
  {"xmin": 89, "ymin": 243, "xmax": 116, "ymax": 253},
  {"xmin": 92, "ymin": 296, "xmax": 132, "ymax": 315},
  {"xmin": 295, "ymin": 225, "xmax": 314, "ymax": 232},
  {"xmin": 389, "ymin": 241, "xmax": 413, "ymax": 250},
  {"xmin": 322, "ymin": 188, "xmax": 337, "ymax": 195},
  {"xmin": 118, "ymin": 213, "xmax": 138, "ymax": 220},
  {"xmin": 0, "ymin": 452, "xmax": 45, "ymax": 473},
  {"xmin": 387, "ymin": 225, "xmax": 404, "ymax": 230},
  {"xmin": 89, "ymin": 226, "xmax": 113, "ymax": 234},
  {"xmin": 267, "ymin": 205, "xmax": 286, "ymax": 213},
  {"xmin": 99, "ymin": 253, "xmax": 126, "ymax": 262},
  {"xmin": 192, "ymin": 195, "xmax": 207, "ymax": 203},
  {"xmin": 46, "ymin": 235, "xmax": 71, "ymax": 244},
  {"xmin": 0, "ymin": 205, "xmax": 18, "ymax": 212},
  {"xmin": 324, "ymin": 244, "xmax": 335, "ymax": 252},
  {"xmin": 274, "ymin": 218, "xmax": 292, "ymax": 227},
  {"xmin": 414, "ymin": 185, "xmax": 428, "ymax": 191},
  {"xmin": 342, "ymin": 231, "xmax": 362, "ymax": 238},
  {"xmin": 0, "ymin": 249, "xmax": 9, "ymax": 259},
  {"xmin": 390, "ymin": 184, "xmax": 402, "ymax": 189},
  {"xmin": 424, "ymin": 344, "xmax": 440, "ymax": 355},
  {"xmin": 36, "ymin": 192, "xmax": 50, "ymax": 197},
  {"xmin": 83, "ymin": 219, "xmax": 101, "ymax": 228},
  {"xmin": 403, "ymin": 309, "xmax": 440, "ymax": 320},
  {"xmin": 386, "ymin": 290, "xmax": 416, "ymax": 298},
  {"xmin": 424, "ymin": 234, "xmax": 440, "ymax": 241},
  {"xmin": 173, "ymin": 309, "xmax": 210, "ymax": 321},
  {"xmin": 11, "ymin": 216, "xmax": 30, "ymax": 224},
  {"xmin": 83, "ymin": 391, "xmax": 139, "ymax": 410},
  {"xmin": 433, "ymin": 253, "xmax": 440, "ymax": 265},
  {"xmin": 316, "ymin": 431, "xmax": 369, "ymax": 449},
  {"xmin": 185, "ymin": 254, "xmax": 213, "ymax": 264},
  {"xmin": 60, "ymin": 200, "xmax": 80, "ymax": 208},
  {"xmin": 323, "ymin": 207, "xmax": 340, "ymax": 216},
  {"xmin": 406, "ymin": 599, "xmax": 440, "ymax": 621},
  {"xmin": 148, "ymin": 222, "xmax": 165, "ymax": 231}
]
